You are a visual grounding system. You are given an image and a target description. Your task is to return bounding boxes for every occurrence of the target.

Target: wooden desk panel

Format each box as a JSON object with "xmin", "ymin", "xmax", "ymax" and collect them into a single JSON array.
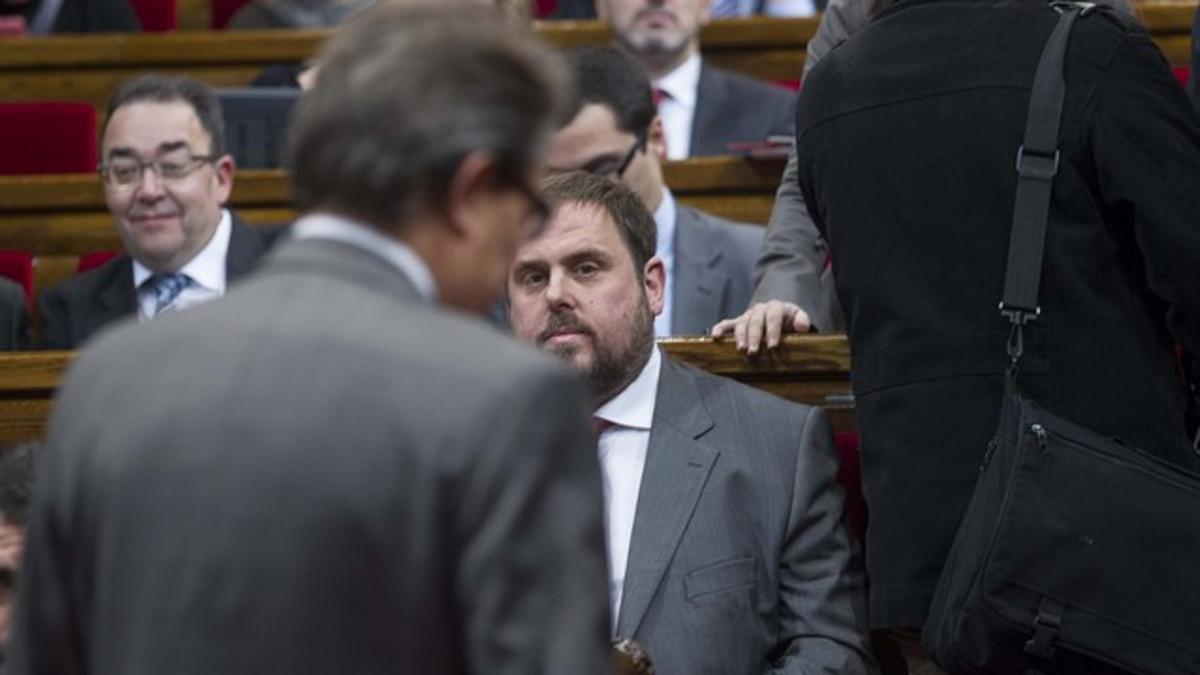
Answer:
[
  {"xmin": 0, "ymin": 5, "xmax": 1192, "ymax": 113},
  {"xmin": 0, "ymin": 336, "xmax": 852, "ymax": 444},
  {"xmin": 0, "ymin": 157, "xmax": 784, "ymax": 296}
]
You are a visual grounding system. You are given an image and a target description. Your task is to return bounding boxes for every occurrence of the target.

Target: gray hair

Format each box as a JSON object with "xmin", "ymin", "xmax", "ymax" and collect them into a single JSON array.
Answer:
[{"xmin": 287, "ymin": 1, "xmax": 572, "ymax": 231}]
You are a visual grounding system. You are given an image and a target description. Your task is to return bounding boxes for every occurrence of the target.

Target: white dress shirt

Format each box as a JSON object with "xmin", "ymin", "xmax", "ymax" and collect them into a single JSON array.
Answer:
[
  {"xmin": 134, "ymin": 208, "xmax": 232, "ymax": 321},
  {"xmin": 593, "ymin": 347, "xmax": 662, "ymax": 631},
  {"xmin": 653, "ymin": 52, "xmax": 702, "ymax": 160},
  {"xmin": 292, "ymin": 213, "xmax": 438, "ymax": 302},
  {"xmin": 653, "ymin": 187, "xmax": 677, "ymax": 337}
]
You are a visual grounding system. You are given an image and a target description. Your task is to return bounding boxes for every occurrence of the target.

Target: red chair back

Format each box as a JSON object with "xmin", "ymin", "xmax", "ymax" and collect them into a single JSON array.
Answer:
[
  {"xmin": 211, "ymin": 0, "xmax": 253, "ymax": 28},
  {"xmin": 533, "ymin": 0, "xmax": 557, "ymax": 17},
  {"xmin": 0, "ymin": 250, "xmax": 35, "ymax": 307},
  {"xmin": 0, "ymin": 102, "xmax": 97, "ymax": 175},
  {"xmin": 833, "ymin": 431, "xmax": 867, "ymax": 540},
  {"xmin": 127, "ymin": 0, "xmax": 176, "ymax": 30},
  {"xmin": 77, "ymin": 251, "xmax": 120, "ymax": 274}
]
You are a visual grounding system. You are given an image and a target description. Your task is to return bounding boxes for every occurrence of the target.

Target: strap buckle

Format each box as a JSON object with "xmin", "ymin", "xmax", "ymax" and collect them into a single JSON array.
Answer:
[
  {"xmin": 1023, "ymin": 598, "xmax": 1065, "ymax": 660},
  {"xmin": 1050, "ymin": 1, "xmax": 1097, "ymax": 15},
  {"xmin": 1016, "ymin": 145, "xmax": 1061, "ymax": 182},
  {"xmin": 1000, "ymin": 303, "xmax": 1039, "ymax": 364}
]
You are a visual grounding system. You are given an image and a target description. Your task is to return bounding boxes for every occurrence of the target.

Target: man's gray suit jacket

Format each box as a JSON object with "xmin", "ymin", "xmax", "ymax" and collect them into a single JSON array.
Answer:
[
  {"xmin": 616, "ymin": 354, "xmax": 875, "ymax": 674},
  {"xmin": 690, "ymin": 61, "xmax": 797, "ymax": 157},
  {"xmin": 11, "ymin": 236, "xmax": 614, "ymax": 675},
  {"xmin": 672, "ymin": 204, "xmax": 763, "ymax": 335}
]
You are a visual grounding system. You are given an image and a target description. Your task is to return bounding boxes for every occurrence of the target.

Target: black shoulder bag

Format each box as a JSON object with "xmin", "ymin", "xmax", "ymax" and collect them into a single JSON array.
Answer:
[{"xmin": 921, "ymin": 4, "xmax": 1200, "ymax": 674}]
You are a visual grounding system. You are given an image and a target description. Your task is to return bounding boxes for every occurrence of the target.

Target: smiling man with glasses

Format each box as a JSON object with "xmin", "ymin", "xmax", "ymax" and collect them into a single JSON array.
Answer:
[
  {"xmin": 548, "ymin": 46, "xmax": 762, "ymax": 336},
  {"xmin": 38, "ymin": 75, "xmax": 281, "ymax": 349}
]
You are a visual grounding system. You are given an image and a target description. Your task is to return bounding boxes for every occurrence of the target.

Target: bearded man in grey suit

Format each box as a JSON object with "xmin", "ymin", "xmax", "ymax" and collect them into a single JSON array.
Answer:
[
  {"xmin": 548, "ymin": 46, "xmax": 762, "ymax": 336},
  {"xmin": 10, "ymin": 4, "xmax": 612, "ymax": 675},
  {"xmin": 508, "ymin": 171, "xmax": 875, "ymax": 675}
]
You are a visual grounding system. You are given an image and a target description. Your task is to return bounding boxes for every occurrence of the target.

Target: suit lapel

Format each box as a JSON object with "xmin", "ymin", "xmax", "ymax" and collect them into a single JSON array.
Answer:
[
  {"xmin": 616, "ymin": 356, "xmax": 719, "ymax": 638},
  {"xmin": 672, "ymin": 207, "xmax": 729, "ymax": 333},
  {"xmin": 689, "ymin": 62, "xmax": 726, "ymax": 156},
  {"xmin": 224, "ymin": 213, "xmax": 270, "ymax": 281},
  {"xmin": 88, "ymin": 256, "xmax": 138, "ymax": 336}
]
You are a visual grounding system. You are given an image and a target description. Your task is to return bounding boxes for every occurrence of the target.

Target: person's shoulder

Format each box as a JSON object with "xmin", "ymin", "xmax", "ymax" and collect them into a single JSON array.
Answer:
[
  {"xmin": 701, "ymin": 61, "xmax": 795, "ymax": 104},
  {"xmin": 665, "ymin": 355, "xmax": 818, "ymax": 425},
  {"xmin": 41, "ymin": 254, "xmax": 128, "ymax": 305},
  {"xmin": 679, "ymin": 206, "xmax": 763, "ymax": 251}
]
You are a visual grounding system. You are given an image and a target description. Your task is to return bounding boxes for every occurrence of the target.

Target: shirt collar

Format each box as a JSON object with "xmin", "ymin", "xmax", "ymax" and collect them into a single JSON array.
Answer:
[
  {"xmin": 653, "ymin": 187, "xmax": 676, "ymax": 262},
  {"xmin": 594, "ymin": 346, "xmax": 662, "ymax": 431},
  {"xmin": 133, "ymin": 208, "xmax": 231, "ymax": 293},
  {"xmin": 291, "ymin": 212, "xmax": 438, "ymax": 302},
  {"xmin": 653, "ymin": 51, "xmax": 701, "ymax": 109}
]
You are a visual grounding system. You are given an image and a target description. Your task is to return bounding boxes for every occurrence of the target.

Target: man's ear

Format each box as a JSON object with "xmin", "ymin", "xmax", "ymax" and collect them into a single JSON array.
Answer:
[
  {"xmin": 444, "ymin": 151, "xmax": 501, "ymax": 239},
  {"xmin": 214, "ymin": 154, "xmax": 236, "ymax": 206},
  {"xmin": 643, "ymin": 255, "xmax": 666, "ymax": 316},
  {"xmin": 697, "ymin": 0, "xmax": 713, "ymax": 25},
  {"xmin": 647, "ymin": 116, "xmax": 668, "ymax": 163}
]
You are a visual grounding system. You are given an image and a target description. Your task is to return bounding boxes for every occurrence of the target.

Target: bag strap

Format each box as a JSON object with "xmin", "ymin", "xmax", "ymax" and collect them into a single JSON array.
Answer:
[{"xmin": 1000, "ymin": 2, "xmax": 1097, "ymax": 366}]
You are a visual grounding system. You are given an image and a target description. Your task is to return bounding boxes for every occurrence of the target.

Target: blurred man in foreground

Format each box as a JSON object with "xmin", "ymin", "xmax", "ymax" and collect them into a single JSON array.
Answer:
[{"xmin": 11, "ymin": 4, "xmax": 612, "ymax": 674}]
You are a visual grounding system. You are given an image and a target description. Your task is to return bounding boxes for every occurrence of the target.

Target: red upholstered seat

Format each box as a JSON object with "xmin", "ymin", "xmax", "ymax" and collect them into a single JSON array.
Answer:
[
  {"xmin": 211, "ymin": 0, "xmax": 253, "ymax": 28},
  {"xmin": 77, "ymin": 251, "xmax": 120, "ymax": 274},
  {"xmin": 0, "ymin": 102, "xmax": 96, "ymax": 175},
  {"xmin": 833, "ymin": 431, "xmax": 867, "ymax": 541},
  {"xmin": 1173, "ymin": 67, "xmax": 1191, "ymax": 88},
  {"xmin": 0, "ymin": 250, "xmax": 35, "ymax": 307},
  {"xmin": 533, "ymin": 0, "xmax": 557, "ymax": 17},
  {"xmin": 128, "ymin": 0, "xmax": 176, "ymax": 30}
]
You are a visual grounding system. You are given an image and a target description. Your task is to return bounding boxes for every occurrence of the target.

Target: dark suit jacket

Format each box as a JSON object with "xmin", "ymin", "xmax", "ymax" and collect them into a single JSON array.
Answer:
[
  {"xmin": 38, "ymin": 212, "xmax": 280, "ymax": 350},
  {"xmin": 617, "ymin": 355, "xmax": 874, "ymax": 674},
  {"xmin": 0, "ymin": 278, "xmax": 29, "ymax": 350},
  {"xmin": 671, "ymin": 205, "xmax": 762, "ymax": 335},
  {"xmin": 690, "ymin": 62, "xmax": 797, "ymax": 157},
  {"xmin": 11, "ymin": 234, "xmax": 613, "ymax": 675},
  {"xmin": 796, "ymin": 0, "xmax": 1200, "ymax": 628}
]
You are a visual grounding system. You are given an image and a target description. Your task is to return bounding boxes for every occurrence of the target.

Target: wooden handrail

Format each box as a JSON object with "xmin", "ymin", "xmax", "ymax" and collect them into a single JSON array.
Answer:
[{"xmin": 0, "ymin": 336, "xmax": 852, "ymax": 444}]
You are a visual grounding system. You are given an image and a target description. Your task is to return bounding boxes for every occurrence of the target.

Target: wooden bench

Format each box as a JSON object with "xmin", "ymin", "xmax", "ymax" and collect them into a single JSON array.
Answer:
[
  {"xmin": 0, "ymin": 17, "xmax": 815, "ymax": 117},
  {"xmin": 0, "ymin": 156, "xmax": 786, "ymax": 299},
  {"xmin": 0, "ymin": 335, "xmax": 853, "ymax": 446},
  {"xmin": 0, "ymin": 4, "xmax": 1193, "ymax": 115}
]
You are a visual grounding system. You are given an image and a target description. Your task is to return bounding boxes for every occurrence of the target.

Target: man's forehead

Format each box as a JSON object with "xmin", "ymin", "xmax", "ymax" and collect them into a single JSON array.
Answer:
[
  {"xmin": 102, "ymin": 100, "xmax": 210, "ymax": 154},
  {"xmin": 519, "ymin": 202, "xmax": 623, "ymax": 258}
]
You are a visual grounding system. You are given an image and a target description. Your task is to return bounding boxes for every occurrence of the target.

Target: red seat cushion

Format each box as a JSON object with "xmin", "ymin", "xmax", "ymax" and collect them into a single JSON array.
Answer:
[
  {"xmin": 211, "ymin": 0, "xmax": 254, "ymax": 28},
  {"xmin": 0, "ymin": 102, "xmax": 97, "ymax": 175},
  {"xmin": 127, "ymin": 0, "xmax": 176, "ymax": 30},
  {"xmin": 834, "ymin": 430, "xmax": 867, "ymax": 541},
  {"xmin": 77, "ymin": 250, "xmax": 120, "ymax": 274}
]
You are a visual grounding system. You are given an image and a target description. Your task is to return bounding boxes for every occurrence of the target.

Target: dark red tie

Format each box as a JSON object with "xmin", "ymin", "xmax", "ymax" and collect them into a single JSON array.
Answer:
[
  {"xmin": 593, "ymin": 417, "xmax": 615, "ymax": 437},
  {"xmin": 652, "ymin": 88, "xmax": 670, "ymax": 106}
]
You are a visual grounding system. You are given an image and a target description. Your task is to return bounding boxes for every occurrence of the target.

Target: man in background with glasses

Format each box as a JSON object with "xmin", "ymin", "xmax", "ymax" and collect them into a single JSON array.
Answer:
[
  {"xmin": 38, "ymin": 75, "xmax": 280, "ymax": 349},
  {"xmin": 547, "ymin": 46, "xmax": 761, "ymax": 336}
]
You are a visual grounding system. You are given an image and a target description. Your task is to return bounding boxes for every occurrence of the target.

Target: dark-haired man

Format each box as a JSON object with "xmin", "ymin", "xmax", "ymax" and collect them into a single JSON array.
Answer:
[
  {"xmin": 550, "ymin": 46, "xmax": 761, "ymax": 335},
  {"xmin": 12, "ymin": 4, "xmax": 611, "ymax": 674},
  {"xmin": 508, "ymin": 171, "xmax": 875, "ymax": 675},
  {"xmin": 595, "ymin": 0, "xmax": 795, "ymax": 158},
  {"xmin": 38, "ymin": 75, "xmax": 280, "ymax": 349}
]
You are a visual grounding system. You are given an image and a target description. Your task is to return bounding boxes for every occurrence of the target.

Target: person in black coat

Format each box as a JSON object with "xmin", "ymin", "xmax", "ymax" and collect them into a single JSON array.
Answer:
[{"xmin": 794, "ymin": 0, "xmax": 1200, "ymax": 637}]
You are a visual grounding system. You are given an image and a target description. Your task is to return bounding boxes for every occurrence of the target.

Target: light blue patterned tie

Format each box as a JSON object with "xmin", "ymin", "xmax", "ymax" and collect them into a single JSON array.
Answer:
[{"xmin": 145, "ymin": 272, "xmax": 191, "ymax": 316}]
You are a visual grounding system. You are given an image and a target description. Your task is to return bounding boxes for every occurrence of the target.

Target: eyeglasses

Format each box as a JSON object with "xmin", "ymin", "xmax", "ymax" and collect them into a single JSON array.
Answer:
[
  {"xmin": 609, "ymin": 135, "xmax": 646, "ymax": 179},
  {"xmin": 99, "ymin": 154, "xmax": 217, "ymax": 191}
]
